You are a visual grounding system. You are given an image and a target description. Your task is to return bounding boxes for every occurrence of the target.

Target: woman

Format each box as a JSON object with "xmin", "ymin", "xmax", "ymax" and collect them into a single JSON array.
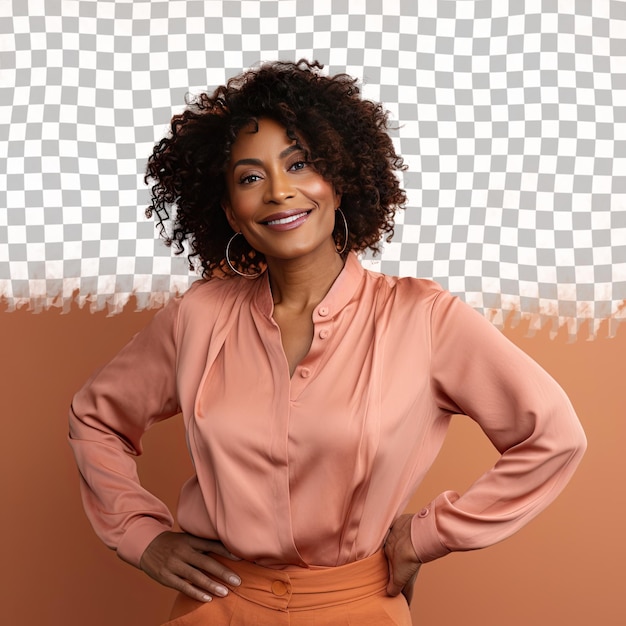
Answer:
[{"xmin": 69, "ymin": 60, "xmax": 586, "ymax": 625}]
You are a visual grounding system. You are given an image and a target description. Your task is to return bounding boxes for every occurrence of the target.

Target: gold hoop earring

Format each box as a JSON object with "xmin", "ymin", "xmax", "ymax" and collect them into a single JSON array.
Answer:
[
  {"xmin": 225, "ymin": 232, "xmax": 264, "ymax": 279},
  {"xmin": 335, "ymin": 208, "xmax": 349, "ymax": 255}
]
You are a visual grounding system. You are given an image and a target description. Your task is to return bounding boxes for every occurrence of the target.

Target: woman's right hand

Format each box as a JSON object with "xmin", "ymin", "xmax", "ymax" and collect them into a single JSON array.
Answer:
[{"xmin": 139, "ymin": 531, "xmax": 242, "ymax": 602}]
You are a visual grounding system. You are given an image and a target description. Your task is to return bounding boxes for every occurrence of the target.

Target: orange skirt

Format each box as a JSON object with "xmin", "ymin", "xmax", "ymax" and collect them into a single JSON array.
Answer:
[{"xmin": 162, "ymin": 549, "xmax": 412, "ymax": 625}]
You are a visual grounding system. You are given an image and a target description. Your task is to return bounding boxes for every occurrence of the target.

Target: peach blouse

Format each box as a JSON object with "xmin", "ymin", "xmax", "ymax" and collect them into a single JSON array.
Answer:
[{"xmin": 69, "ymin": 253, "xmax": 586, "ymax": 569}]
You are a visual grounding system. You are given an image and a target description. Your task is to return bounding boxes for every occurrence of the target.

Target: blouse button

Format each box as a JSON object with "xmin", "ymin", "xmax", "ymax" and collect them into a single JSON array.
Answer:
[
  {"xmin": 319, "ymin": 329, "xmax": 329, "ymax": 339},
  {"xmin": 417, "ymin": 507, "xmax": 430, "ymax": 518},
  {"xmin": 318, "ymin": 306, "xmax": 329, "ymax": 317},
  {"xmin": 300, "ymin": 368, "xmax": 311, "ymax": 378}
]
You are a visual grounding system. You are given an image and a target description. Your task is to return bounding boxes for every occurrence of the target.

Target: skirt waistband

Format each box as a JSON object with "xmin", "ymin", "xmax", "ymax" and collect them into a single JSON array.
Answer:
[{"xmin": 213, "ymin": 549, "xmax": 389, "ymax": 612}]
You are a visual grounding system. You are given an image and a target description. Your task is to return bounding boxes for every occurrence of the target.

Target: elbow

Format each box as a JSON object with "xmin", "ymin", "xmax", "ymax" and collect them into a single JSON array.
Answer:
[
  {"xmin": 570, "ymin": 421, "xmax": 587, "ymax": 462},
  {"xmin": 562, "ymin": 397, "xmax": 587, "ymax": 460},
  {"xmin": 544, "ymin": 387, "xmax": 588, "ymax": 467},
  {"xmin": 552, "ymin": 405, "xmax": 587, "ymax": 472}
]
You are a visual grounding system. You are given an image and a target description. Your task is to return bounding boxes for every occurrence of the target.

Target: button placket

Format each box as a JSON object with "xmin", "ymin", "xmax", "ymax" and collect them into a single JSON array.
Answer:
[
  {"xmin": 315, "ymin": 305, "xmax": 331, "ymax": 341},
  {"xmin": 289, "ymin": 306, "xmax": 332, "ymax": 399}
]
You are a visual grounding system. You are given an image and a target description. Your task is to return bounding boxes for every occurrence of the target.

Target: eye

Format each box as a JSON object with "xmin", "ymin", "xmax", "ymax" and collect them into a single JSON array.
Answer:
[
  {"xmin": 239, "ymin": 173, "xmax": 262, "ymax": 185},
  {"xmin": 289, "ymin": 160, "xmax": 307, "ymax": 172}
]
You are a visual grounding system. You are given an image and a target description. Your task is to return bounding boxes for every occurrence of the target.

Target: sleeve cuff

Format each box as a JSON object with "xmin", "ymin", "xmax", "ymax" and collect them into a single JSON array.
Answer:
[
  {"xmin": 116, "ymin": 517, "xmax": 173, "ymax": 568},
  {"xmin": 410, "ymin": 492, "xmax": 456, "ymax": 563}
]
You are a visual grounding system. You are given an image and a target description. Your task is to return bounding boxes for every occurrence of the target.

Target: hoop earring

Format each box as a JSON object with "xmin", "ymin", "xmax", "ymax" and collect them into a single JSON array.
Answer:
[
  {"xmin": 225, "ymin": 232, "xmax": 263, "ymax": 279},
  {"xmin": 335, "ymin": 208, "xmax": 349, "ymax": 255}
]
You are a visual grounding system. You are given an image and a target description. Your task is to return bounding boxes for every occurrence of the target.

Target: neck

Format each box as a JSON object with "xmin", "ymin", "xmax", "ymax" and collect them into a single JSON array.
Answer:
[{"xmin": 266, "ymin": 243, "xmax": 346, "ymax": 313}]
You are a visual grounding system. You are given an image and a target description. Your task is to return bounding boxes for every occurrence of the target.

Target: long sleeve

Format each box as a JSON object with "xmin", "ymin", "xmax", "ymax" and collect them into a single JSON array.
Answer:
[
  {"xmin": 67, "ymin": 255, "xmax": 588, "ymax": 570},
  {"xmin": 410, "ymin": 292, "xmax": 587, "ymax": 563},
  {"xmin": 68, "ymin": 296, "xmax": 182, "ymax": 567}
]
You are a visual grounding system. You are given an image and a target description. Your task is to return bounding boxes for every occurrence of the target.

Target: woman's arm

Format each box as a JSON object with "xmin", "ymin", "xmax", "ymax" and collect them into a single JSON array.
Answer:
[
  {"xmin": 68, "ymin": 293, "xmax": 242, "ymax": 602},
  {"xmin": 68, "ymin": 296, "xmax": 183, "ymax": 565},
  {"xmin": 386, "ymin": 291, "xmax": 586, "ymax": 597},
  {"xmin": 412, "ymin": 291, "xmax": 587, "ymax": 563}
]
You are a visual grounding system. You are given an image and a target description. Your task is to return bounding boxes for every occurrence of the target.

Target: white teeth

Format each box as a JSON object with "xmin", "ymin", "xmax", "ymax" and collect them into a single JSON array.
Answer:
[{"xmin": 266, "ymin": 212, "xmax": 307, "ymax": 226}]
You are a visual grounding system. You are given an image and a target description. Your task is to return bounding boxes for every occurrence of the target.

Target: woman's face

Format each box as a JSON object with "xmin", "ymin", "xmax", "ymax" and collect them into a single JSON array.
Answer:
[{"xmin": 222, "ymin": 117, "xmax": 341, "ymax": 264}]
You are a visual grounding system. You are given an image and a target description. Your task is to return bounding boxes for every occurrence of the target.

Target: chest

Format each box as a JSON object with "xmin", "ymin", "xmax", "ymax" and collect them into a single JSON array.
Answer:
[
  {"xmin": 271, "ymin": 306, "xmax": 315, "ymax": 378},
  {"xmin": 191, "ymin": 306, "xmax": 434, "ymax": 455}
]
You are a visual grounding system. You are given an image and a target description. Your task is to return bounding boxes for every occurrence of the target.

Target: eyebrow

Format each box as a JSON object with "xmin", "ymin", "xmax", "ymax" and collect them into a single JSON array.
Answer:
[{"xmin": 231, "ymin": 144, "xmax": 304, "ymax": 170}]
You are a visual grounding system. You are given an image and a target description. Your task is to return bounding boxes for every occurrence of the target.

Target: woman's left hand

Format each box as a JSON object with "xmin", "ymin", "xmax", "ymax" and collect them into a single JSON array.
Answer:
[{"xmin": 384, "ymin": 513, "xmax": 422, "ymax": 605}]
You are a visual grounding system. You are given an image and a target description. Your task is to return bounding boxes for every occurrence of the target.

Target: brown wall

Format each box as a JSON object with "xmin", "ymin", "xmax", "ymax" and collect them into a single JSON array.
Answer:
[{"xmin": 1, "ymin": 302, "xmax": 622, "ymax": 626}]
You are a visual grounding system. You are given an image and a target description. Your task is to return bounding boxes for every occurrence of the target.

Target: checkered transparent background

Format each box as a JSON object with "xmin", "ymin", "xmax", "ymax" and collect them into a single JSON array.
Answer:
[{"xmin": 1, "ymin": 0, "xmax": 625, "ymax": 337}]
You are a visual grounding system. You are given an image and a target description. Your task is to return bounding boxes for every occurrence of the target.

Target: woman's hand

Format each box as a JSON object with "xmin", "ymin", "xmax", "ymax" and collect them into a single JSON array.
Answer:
[
  {"xmin": 139, "ymin": 531, "xmax": 242, "ymax": 602},
  {"xmin": 384, "ymin": 514, "xmax": 422, "ymax": 605}
]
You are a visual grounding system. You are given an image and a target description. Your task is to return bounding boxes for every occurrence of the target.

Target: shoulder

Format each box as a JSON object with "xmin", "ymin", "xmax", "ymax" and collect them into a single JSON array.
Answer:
[
  {"xmin": 361, "ymin": 266, "xmax": 448, "ymax": 305},
  {"xmin": 172, "ymin": 275, "xmax": 259, "ymax": 334},
  {"xmin": 349, "ymin": 266, "xmax": 456, "ymax": 331},
  {"xmin": 178, "ymin": 275, "xmax": 252, "ymax": 309}
]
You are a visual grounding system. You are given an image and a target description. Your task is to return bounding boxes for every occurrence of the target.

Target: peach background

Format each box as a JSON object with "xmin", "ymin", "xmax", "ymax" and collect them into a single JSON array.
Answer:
[{"xmin": 1, "ymin": 301, "xmax": 623, "ymax": 626}]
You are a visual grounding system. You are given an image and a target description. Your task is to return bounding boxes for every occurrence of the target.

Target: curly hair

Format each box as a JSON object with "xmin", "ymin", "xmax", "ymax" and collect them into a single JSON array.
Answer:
[{"xmin": 145, "ymin": 59, "xmax": 407, "ymax": 278}]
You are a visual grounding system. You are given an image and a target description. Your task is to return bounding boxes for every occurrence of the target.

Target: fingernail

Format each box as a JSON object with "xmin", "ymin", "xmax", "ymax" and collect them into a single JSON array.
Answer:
[
  {"xmin": 201, "ymin": 594, "xmax": 211, "ymax": 602},
  {"xmin": 215, "ymin": 585, "xmax": 229, "ymax": 597},
  {"xmin": 229, "ymin": 575, "xmax": 241, "ymax": 586}
]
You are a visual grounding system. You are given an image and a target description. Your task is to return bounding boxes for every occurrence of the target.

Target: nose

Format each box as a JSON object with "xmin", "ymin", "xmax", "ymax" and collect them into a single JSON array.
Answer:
[{"xmin": 263, "ymin": 169, "xmax": 295, "ymax": 204}]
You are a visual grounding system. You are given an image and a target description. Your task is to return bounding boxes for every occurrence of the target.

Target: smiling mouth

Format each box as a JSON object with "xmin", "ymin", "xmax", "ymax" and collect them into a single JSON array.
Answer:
[{"xmin": 263, "ymin": 211, "xmax": 311, "ymax": 226}]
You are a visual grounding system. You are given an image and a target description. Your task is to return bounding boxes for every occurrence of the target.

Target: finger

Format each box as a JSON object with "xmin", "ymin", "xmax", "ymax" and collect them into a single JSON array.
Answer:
[
  {"xmin": 384, "ymin": 541, "xmax": 403, "ymax": 597},
  {"xmin": 174, "ymin": 577, "xmax": 220, "ymax": 604},
  {"xmin": 172, "ymin": 561, "xmax": 233, "ymax": 599},
  {"xmin": 187, "ymin": 551, "xmax": 242, "ymax": 587},
  {"xmin": 386, "ymin": 560, "xmax": 418, "ymax": 597},
  {"xmin": 386, "ymin": 571, "xmax": 411, "ymax": 596},
  {"xmin": 188, "ymin": 536, "xmax": 242, "ymax": 561},
  {"xmin": 386, "ymin": 559, "xmax": 401, "ymax": 597},
  {"xmin": 387, "ymin": 576, "xmax": 403, "ymax": 597},
  {"xmin": 150, "ymin": 565, "xmax": 221, "ymax": 604},
  {"xmin": 208, "ymin": 541, "xmax": 243, "ymax": 561},
  {"xmin": 401, "ymin": 569, "xmax": 419, "ymax": 605}
]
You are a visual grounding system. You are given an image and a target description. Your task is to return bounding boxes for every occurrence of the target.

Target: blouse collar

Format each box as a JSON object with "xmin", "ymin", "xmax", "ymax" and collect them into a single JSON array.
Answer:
[{"xmin": 252, "ymin": 252, "xmax": 365, "ymax": 319}]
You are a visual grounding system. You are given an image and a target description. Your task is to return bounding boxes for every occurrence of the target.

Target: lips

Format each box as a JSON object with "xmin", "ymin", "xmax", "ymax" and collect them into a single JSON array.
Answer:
[
  {"xmin": 261, "ymin": 209, "xmax": 312, "ymax": 231},
  {"xmin": 265, "ymin": 211, "xmax": 309, "ymax": 225}
]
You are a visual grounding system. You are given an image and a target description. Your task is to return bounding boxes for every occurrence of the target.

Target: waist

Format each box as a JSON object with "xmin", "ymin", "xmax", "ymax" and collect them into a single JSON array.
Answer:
[{"xmin": 214, "ymin": 549, "xmax": 390, "ymax": 611}]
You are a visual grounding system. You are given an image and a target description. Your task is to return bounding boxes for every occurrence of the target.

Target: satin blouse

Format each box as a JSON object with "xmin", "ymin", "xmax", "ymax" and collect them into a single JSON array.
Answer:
[{"xmin": 69, "ymin": 253, "xmax": 586, "ymax": 569}]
